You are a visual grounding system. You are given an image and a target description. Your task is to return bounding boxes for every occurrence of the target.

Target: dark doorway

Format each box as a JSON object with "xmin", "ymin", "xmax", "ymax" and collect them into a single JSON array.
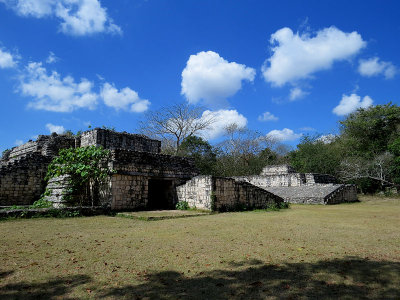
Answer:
[{"xmin": 147, "ymin": 179, "xmax": 175, "ymax": 210}]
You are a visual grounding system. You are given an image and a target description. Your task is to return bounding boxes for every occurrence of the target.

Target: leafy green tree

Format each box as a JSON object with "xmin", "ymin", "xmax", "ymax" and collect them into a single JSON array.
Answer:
[
  {"xmin": 337, "ymin": 103, "xmax": 400, "ymax": 191},
  {"xmin": 340, "ymin": 102, "xmax": 400, "ymax": 158},
  {"xmin": 289, "ymin": 135, "xmax": 343, "ymax": 176},
  {"xmin": 46, "ymin": 146, "xmax": 112, "ymax": 206},
  {"xmin": 388, "ymin": 137, "xmax": 400, "ymax": 185},
  {"xmin": 178, "ymin": 136, "xmax": 217, "ymax": 175}
]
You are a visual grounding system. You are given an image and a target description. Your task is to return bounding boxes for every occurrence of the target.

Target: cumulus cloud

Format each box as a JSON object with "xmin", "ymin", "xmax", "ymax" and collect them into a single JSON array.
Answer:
[
  {"xmin": 262, "ymin": 26, "xmax": 365, "ymax": 86},
  {"xmin": 317, "ymin": 134, "xmax": 336, "ymax": 144},
  {"xmin": 258, "ymin": 111, "xmax": 278, "ymax": 122},
  {"xmin": 0, "ymin": 47, "xmax": 17, "ymax": 68},
  {"xmin": 332, "ymin": 93, "xmax": 373, "ymax": 116},
  {"xmin": 358, "ymin": 57, "xmax": 396, "ymax": 79},
  {"xmin": 289, "ymin": 87, "xmax": 308, "ymax": 101},
  {"xmin": 46, "ymin": 123, "xmax": 65, "ymax": 134},
  {"xmin": 100, "ymin": 82, "xmax": 150, "ymax": 113},
  {"xmin": 266, "ymin": 128, "xmax": 302, "ymax": 142},
  {"xmin": 19, "ymin": 62, "xmax": 98, "ymax": 112},
  {"xmin": 46, "ymin": 51, "xmax": 58, "ymax": 64},
  {"xmin": 181, "ymin": 51, "xmax": 255, "ymax": 106},
  {"xmin": 198, "ymin": 109, "xmax": 248, "ymax": 140},
  {"xmin": 0, "ymin": 0, "xmax": 121, "ymax": 36}
]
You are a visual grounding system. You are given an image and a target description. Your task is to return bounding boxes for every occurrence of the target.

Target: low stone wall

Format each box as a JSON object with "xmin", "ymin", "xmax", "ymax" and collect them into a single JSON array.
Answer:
[
  {"xmin": 0, "ymin": 153, "xmax": 52, "ymax": 206},
  {"xmin": 177, "ymin": 176, "xmax": 284, "ymax": 211},
  {"xmin": 325, "ymin": 184, "xmax": 358, "ymax": 204},
  {"xmin": 80, "ymin": 129, "xmax": 161, "ymax": 154},
  {"xmin": 265, "ymin": 184, "xmax": 358, "ymax": 204}
]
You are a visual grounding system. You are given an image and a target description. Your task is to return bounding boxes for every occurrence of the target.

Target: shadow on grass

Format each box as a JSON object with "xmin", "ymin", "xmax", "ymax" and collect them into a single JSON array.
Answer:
[
  {"xmin": 1, "ymin": 258, "xmax": 399, "ymax": 299},
  {"xmin": 98, "ymin": 257, "xmax": 400, "ymax": 299},
  {"xmin": 0, "ymin": 273, "xmax": 91, "ymax": 300}
]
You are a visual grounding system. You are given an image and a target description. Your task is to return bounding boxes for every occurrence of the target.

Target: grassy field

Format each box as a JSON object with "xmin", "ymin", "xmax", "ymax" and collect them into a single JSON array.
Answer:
[{"xmin": 1, "ymin": 195, "xmax": 399, "ymax": 299}]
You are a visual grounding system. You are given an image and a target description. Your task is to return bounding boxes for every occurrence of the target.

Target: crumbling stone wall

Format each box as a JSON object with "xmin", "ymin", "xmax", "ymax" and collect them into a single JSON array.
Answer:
[
  {"xmin": 1, "ymin": 134, "xmax": 75, "ymax": 163},
  {"xmin": 80, "ymin": 129, "xmax": 161, "ymax": 153},
  {"xmin": 234, "ymin": 173, "xmax": 336, "ymax": 188},
  {"xmin": 177, "ymin": 176, "xmax": 284, "ymax": 211},
  {"xmin": 233, "ymin": 174, "xmax": 305, "ymax": 187},
  {"xmin": 0, "ymin": 153, "xmax": 52, "ymax": 205},
  {"xmin": 261, "ymin": 165, "xmax": 296, "ymax": 175},
  {"xmin": 0, "ymin": 134, "xmax": 76, "ymax": 206}
]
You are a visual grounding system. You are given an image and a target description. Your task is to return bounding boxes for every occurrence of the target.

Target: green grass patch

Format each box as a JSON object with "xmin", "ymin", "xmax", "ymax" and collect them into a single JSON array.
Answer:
[{"xmin": 0, "ymin": 195, "xmax": 399, "ymax": 299}]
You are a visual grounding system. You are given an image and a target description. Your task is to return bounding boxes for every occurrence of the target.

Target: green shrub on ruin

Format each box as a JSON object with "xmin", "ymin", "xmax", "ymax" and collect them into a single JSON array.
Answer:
[
  {"xmin": 46, "ymin": 146, "xmax": 112, "ymax": 207},
  {"xmin": 176, "ymin": 201, "xmax": 190, "ymax": 210}
]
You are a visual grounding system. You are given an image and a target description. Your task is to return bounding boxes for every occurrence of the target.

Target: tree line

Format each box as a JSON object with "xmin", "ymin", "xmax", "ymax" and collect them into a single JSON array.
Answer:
[{"xmin": 140, "ymin": 102, "xmax": 400, "ymax": 193}]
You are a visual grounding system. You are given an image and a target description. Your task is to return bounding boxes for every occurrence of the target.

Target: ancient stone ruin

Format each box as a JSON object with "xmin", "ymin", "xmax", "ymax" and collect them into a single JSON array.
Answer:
[{"xmin": 0, "ymin": 129, "xmax": 356, "ymax": 211}]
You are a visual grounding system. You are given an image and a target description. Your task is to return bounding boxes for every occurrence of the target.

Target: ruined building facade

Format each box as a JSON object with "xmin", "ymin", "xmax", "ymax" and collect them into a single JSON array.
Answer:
[
  {"xmin": 0, "ymin": 129, "xmax": 197, "ymax": 210},
  {"xmin": 0, "ymin": 129, "xmax": 356, "ymax": 211}
]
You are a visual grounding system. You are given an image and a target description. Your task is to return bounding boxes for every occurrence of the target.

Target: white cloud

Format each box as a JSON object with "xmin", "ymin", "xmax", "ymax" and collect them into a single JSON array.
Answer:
[
  {"xmin": 289, "ymin": 87, "xmax": 308, "ymax": 101},
  {"xmin": 258, "ymin": 111, "xmax": 278, "ymax": 122},
  {"xmin": 332, "ymin": 93, "xmax": 373, "ymax": 116},
  {"xmin": 358, "ymin": 57, "xmax": 397, "ymax": 79},
  {"xmin": 46, "ymin": 51, "xmax": 58, "ymax": 64},
  {"xmin": 46, "ymin": 123, "xmax": 65, "ymax": 134},
  {"xmin": 198, "ymin": 109, "xmax": 248, "ymax": 140},
  {"xmin": 262, "ymin": 26, "xmax": 365, "ymax": 86},
  {"xmin": 181, "ymin": 51, "xmax": 255, "ymax": 106},
  {"xmin": 317, "ymin": 134, "xmax": 336, "ymax": 144},
  {"xmin": 15, "ymin": 139, "xmax": 23, "ymax": 146},
  {"xmin": 19, "ymin": 62, "xmax": 98, "ymax": 112},
  {"xmin": 1, "ymin": 0, "xmax": 121, "ymax": 36},
  {"xmin": 0, "ymin": 48, "xmax": 17, "ymax": 68},
  {"xmin": 266, "ymin": 128, "xmax": 302, "ymax": 142},
  {"xmin": 100, "ymin": 82, "xmax": 150, "ymax": 113}
]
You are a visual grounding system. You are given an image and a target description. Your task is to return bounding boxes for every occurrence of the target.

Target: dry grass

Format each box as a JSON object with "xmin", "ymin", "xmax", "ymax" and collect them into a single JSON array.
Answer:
[
  {"xmin": 116, "ymin": 210, "xmax": 210, "ymax": 220},
  {"xmin": 1, "ymin": 195, "xmax": 399, "ymax": 299}
]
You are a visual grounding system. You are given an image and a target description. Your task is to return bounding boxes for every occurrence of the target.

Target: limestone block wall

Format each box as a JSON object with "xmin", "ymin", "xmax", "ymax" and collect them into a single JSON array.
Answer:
[
  {"xmin": 0, "ymin": 153, "xmax": 52, "ymax": 205},
  {"xmin": 305, "ymin": 173, "xmax": 337, "ymax": 185},
  {"xmin": 80, "ymin": 129, "xmax": 161, "ymax": 154},
  {"xmin": 260, "ymin": 165, "xmax": 296, "ymax": 175},
  {"xmin": 1, "ymin": 134, "xmax": 75, "ymax": 163},
  {"xmin": 176, "ymin": 176, "xmax": 212, "ymax": 210},
  {"xmin": 177, "ymin": 176, "xmax": 284, "ymax": 211},
  {"xmin": 110, "ymin": 149, "xmax": 198, "ymax": 179},
  {"xmin": 110, "ymin": 174, "xmax": 148, "ymax": 210},
  {"xmin": 233, "ymin": 174, "xmax": 305, "ymax": 187},
  {"xmin": 214, "ymin": 178, "xmax": 283, "ymax": 211},
  {"xmin": 325, "ymin": 184, "xmax": 357, "ymax": 204}
]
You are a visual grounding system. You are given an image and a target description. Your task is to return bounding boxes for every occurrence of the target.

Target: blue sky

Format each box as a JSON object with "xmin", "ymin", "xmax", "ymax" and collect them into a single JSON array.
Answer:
[{"xmin": 0, "ymin": 0, "xmax": 399, "ymax": 153}]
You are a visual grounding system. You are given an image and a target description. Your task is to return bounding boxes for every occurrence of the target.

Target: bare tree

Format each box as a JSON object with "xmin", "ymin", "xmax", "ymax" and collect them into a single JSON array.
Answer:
[
  {"xmin": 339, "ymin": 152, "xmax": 397, "ymax": 188},
  {"xmin": 214, "ymin": 123, "xmax": 277, "ymax": 176},
  {"xmin": 139, "ymin": 102, "xmax": 215, "ymax": 153}
]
